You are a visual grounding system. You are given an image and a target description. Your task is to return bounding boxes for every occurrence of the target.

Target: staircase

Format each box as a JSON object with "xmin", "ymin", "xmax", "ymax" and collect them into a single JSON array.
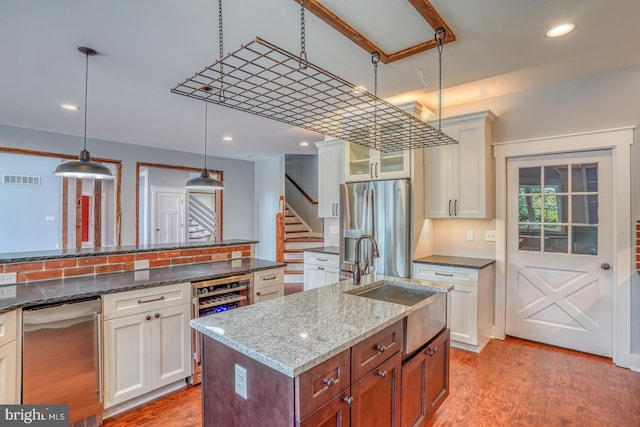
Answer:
[{"xmin": 282, "ymin": 204, "xmax": 323, "ymax": 284}]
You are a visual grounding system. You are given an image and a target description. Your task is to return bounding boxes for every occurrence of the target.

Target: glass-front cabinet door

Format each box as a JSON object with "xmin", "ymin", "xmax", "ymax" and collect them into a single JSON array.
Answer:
[{"xmin": 344, "ymin": 142, "xmax": 410, "ymax": 182}]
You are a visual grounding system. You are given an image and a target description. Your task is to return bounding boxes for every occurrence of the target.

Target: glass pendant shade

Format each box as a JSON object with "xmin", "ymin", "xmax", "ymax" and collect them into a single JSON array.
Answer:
[
  {"xmin": 54, "ymin": 149, "xmax": 113, "ymax": 179},
  {"xmin": 54, "ymin": 46, "xmax": 113, "ymax": 180},
  {"xmin": 186, "ymin": 168, "xmax": 223, "ymax": 191}
]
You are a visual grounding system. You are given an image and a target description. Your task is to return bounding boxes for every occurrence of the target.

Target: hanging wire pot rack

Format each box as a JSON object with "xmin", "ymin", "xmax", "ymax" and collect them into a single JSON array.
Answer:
[{"xmin": 171, "ymin": 37, "xmax": 457, "ymax": 152}]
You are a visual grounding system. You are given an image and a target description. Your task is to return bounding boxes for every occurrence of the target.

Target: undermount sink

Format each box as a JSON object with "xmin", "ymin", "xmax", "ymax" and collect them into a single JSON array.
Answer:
[{"xmin": 345, "ymin": 280, "xmax": 448, "ymax": 355}]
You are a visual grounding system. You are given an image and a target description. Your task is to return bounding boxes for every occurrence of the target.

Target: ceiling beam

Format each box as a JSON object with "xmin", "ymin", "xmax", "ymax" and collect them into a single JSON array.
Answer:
[{"xmin": 294, "ymin": 0, "xmax": 455, "ymax": 64}]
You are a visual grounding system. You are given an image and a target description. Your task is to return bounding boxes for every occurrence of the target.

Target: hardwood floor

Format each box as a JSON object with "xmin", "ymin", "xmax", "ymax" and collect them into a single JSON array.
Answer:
[{"xmin": 103, "ymin": 337, "xmax": 640, "ymax": 427}]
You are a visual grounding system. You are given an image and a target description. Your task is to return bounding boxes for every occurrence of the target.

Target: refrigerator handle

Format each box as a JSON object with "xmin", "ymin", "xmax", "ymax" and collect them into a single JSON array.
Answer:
[
  {"xmin": 369, "ymin": 188, "xmax": 376, "ymax": 271},
  {"xmin": 96, "ymin": 313, "xmax": 103, "ymax": 403}
]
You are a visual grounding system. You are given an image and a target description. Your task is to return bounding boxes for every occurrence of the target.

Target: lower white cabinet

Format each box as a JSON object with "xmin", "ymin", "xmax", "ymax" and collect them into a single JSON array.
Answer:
[
  {"xmin": 253, "ymin": 267, "xmax": 285, "ymax": 303},
  {"xmin": 103, "ymin": 283, "xmax": 191, "ymax": 408},
  {"xmin": 303, "ymin": 252, "xmax": 339, "ymax": 291},
  {"xmin": 0, "ymin": 309, "xmax": 18, "ymax": 404},
  {"xmin": 413, "ymin": 262, "xmax": 494, "ymax": 352}
]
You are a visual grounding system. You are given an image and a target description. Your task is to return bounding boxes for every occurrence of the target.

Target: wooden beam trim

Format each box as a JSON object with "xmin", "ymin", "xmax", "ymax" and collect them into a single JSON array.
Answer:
[
  {"xmin": 75, "ymin": 179, "xmax": 82, "ymax": 249},
  {"xmin": 61, "ymin": 178, "xmax": 68, "ymax": 250},
  {"xmin": 94, "ymin": 180, "xmax": 102, "ymax": 248},
  {"xmin": 408, "ymin": 0, "xmax": 456, "ymax": 42}
]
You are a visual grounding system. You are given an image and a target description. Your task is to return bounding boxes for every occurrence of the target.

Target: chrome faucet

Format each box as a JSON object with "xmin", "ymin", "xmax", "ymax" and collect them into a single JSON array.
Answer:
[{"xmin": 353, "ymin": 234, "xmax": 380, "ymax": 286}]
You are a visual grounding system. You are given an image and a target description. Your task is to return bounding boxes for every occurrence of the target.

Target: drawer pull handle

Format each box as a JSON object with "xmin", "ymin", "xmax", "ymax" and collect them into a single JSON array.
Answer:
[
  {"xmin": 343, "ymin": 396, "xmax": 353, "ymax": 405},
  {"xmin": 375, "ymin": 344, "xmax": 386, "ymax": 353},
  {"xmin": 323, "ymin": 377, "xmax": 335, "ymax": 387},
  {"xmin": 317, "ymin": 258, "xmax": 328, "ymax": 262},
  {"xmin": 138, "ymin": 296, "xmax": 165, "ymax": 304},
  {"xmin": 427, "ymin": 347, "xmax": 438, "ymax": 357},
  {"xmin": 435, "ymin": 272, "xmax": 454, "ymax": 277},
  {"xmin": 262, "ymin": 276, "xmax": 277, "ymax": 281},
  {"xmin": 377, "ymin": 370, "xmax": 387, "ymax": 378},
  {"xmin": 145, "ymin": 315, "xmax": 151, "ymax": 321}
]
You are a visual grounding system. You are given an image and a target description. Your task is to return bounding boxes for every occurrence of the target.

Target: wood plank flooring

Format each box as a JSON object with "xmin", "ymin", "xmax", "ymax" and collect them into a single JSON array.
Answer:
[{"xmin": 103, "ymin": 337, "xmax": 640, "ymax": 427}]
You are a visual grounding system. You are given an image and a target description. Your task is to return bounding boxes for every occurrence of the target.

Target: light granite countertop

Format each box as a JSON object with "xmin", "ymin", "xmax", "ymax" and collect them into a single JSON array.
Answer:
[{"xmin": 190, "ymin": 274, "xmax": 453, "ymax": 378}]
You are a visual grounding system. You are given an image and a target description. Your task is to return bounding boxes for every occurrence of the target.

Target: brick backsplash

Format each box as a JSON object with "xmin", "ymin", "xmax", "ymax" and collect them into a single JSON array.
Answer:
[{"xmin": 2, "ymin": 244, "xmax": 253, "ymax": 283}]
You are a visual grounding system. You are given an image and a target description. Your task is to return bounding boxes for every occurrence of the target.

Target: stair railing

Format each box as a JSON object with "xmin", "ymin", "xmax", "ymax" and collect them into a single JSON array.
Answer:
[
  {"xmin": 285, "ymin": 174, "xmax": 317, "ymax": 205},
  {"xmin": 276, "ymin": 195, "xmax": 285, "ymax": 263}
]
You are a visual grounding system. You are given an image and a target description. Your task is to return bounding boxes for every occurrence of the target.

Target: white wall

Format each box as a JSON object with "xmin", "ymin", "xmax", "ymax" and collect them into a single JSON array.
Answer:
[
  {"xmin": 427, "ymin": 65, "xmax": 640, "ymax": 357},
  {"xmin": 254, "ymin": 156, "xmax": 284, "ymax": 260},
  {"xmin": 0, "ymin": 124, "xmax": 256, "ymax": 246}
]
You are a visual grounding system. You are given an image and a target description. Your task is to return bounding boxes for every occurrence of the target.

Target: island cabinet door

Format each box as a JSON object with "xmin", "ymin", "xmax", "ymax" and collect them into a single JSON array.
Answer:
[
  {"xmin": 298, "ymin": 392, "xmax": 351, "ymax": 427},
  {"xmin": 350, "ymin": 352, "xmax": 401, "ymax": 427},
  {"xmin": 400, "ymin": 350, "xmax": 428, "ymax": 427},
  {"xmin": 425, "ymin": 329, "xmax": 450, "ymax": 419}
]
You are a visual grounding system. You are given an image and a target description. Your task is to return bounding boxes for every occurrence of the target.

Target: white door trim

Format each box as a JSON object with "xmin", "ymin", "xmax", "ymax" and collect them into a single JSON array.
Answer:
[{"xmin": 493, "ymin": 126, "xmax": 635, "ymax": 369}]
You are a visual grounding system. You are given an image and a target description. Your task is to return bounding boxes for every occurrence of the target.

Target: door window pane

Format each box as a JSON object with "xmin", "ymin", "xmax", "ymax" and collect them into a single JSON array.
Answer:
[
  {"xmin": 572, "ymin": 163, "xmax": 598, "ymax": 192},
  {"xmin": 519, "ymin": 195, "xmax": 542, "ymax": 222},
  {"xmin": 544, "ymin": 225, "xmax": 568, "ymax": 253},
  {"xmin": 519, "ymin": 224, "xmax": 541, "ymax": 251},
  {"xmin": 572, "ymin": 226, "xmax": 598, "ymax": 255},
  {"xmin": 543, "ymin": 195, "xmax": 567, "ymax": 223},
  {"xmin": 519, "ymin": 167, "xmax": 541, "ymax": 193},
  {"xmin": 544, "ymin": 165, "xmax": 569, "ymax": 193},
  {"xmin": 572, "ymin": 195, "xmax": 598, "ymax": 224}
]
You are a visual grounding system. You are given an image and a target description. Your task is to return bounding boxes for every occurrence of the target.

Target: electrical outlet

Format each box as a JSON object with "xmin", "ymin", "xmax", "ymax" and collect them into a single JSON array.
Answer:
[
  {"xmin": 134, "ymin": 260, "xmax": 149, "ymax": 270},
  {"xmin": 0, "ymin": 273, "xmax": 17, "ymax": 285},
  {"xmin": 485, "ymin": 230, "xmax": 497, "ymax": 242},
  {"xmin": 0, "ymin": 285, "xmax": 16, "ymax": 299},
  {"xmin": 235, "ymin": 364, "xmax": 248, "ymax": 399},
  {"xmin": 466, "ymin": 230, "xmax": 474, "ymax": 241},
  {"xmin": 232, "ymin": 251, "xmax": 242, "ymax": 259}
]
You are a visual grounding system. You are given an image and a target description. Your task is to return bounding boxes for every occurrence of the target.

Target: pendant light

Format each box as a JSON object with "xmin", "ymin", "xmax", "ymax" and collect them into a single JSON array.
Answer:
[
  {"xmin": 54, "ymin": 47, "xmax": 113, "ymax": 180},
  {"xmin": 186, "ymin": 85, "xmax": 223, "ymax": 191}
]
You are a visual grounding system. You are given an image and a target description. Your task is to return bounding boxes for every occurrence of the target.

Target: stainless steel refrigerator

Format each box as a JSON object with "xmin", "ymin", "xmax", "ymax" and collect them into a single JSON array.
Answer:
[{"xmin": 340, "ymin": 179, "xmax": 411, "ymax": 278}]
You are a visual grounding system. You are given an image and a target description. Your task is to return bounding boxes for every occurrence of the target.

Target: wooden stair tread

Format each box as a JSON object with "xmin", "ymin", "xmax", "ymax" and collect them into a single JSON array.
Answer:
[{"xmin": 285, "ymin": 237, "xmax": 324, "ymax": 242}]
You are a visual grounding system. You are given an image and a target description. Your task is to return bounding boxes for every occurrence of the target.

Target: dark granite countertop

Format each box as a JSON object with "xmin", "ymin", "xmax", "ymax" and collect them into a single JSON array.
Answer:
[
  {"xmin": 303, "ymin": 246, "xmax": 340, "ymax": 255},
  {"xmin": 0, "ymin": 240, "xmax": 258, "ymax": 264},
  {"xmin": 0, "ymin": 258, "xmax": 284, "ymax": 314},
  {"xmin": 413, "ymin": 255, "xmax": 495, "ymax": 269}
]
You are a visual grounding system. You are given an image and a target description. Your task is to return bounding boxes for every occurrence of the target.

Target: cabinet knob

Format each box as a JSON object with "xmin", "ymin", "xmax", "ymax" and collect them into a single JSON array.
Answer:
[
  {"xmin": 427, "ymin": 347, "xmax": 438, "ymax": 357},
  {"xmin": 145, "ymin": 315, "xmax": 151, "ymax": 321},
  {"xmin": 256, "ymin": 291, "xmax": 261, "ymax": 296},
  {"xmin": 375, "ymin": 344, "xmax": 386, "ymax": 353},
  {"xmin": 601, "ymin": 263, "xmax": 611, "ymax": 270},
  {"xmin": 154, "ymin": 313, "xmax": 160, "ymax": 319},
  {"xmin": 343, "ymin": 396, "xmax": 354, "ymax": 405},
  {"xmin": 377, "ymin": 370, "xmax": 387, "ymax": 378},
  {"xmin": 323, "ymin": 377, "xmax": 335, "ymax": 387}
]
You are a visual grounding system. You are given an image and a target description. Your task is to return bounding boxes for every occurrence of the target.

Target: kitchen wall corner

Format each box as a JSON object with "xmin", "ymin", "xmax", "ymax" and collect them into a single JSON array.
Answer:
[{"xmin": 432, "ymin": 218, "xmax": 497, "ymax": 259}]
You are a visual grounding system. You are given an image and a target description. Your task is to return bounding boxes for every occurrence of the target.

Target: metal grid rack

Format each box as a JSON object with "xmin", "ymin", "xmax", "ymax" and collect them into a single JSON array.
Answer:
[{"xmin": 171, "ymin": 37, "xmax": 457, "ymax": 152}]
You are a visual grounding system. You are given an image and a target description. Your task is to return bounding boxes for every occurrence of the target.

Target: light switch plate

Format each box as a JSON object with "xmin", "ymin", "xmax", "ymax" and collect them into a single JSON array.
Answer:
[
  {"xmin": 466, "ymin": 230, "xmax": 474, "ymax": 241},
  {"xmin": 0, "ymin": 273, "xmax": 17, "ymax": 285},
  {"xmin": 134, "ymin": 260, "xmax": 149, "ymax": 270},
  {"xmin": 232, "ymin": 251, "xmax": 242, "ymax": 259}
]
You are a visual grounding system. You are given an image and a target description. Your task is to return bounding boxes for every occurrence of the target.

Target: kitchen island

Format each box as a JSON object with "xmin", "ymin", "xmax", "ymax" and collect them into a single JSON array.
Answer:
[{"xmin": 191, "ymin": 275, "xmax": 453, "ymax": 426}]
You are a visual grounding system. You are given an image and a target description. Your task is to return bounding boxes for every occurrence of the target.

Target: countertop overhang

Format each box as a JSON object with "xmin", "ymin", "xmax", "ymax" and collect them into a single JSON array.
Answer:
[{"xmin": 190, "ymin": 275, "xmax": 453, "ymax": 378}]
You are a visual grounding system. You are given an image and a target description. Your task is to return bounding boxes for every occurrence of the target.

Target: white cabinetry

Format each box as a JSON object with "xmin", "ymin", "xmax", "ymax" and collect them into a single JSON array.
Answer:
[
  {"xmin": 413, "ymin": 262, "xmax": 494, "ymax": 352},
  {"xmin": 103, "ymin": 282, "xmax": 191, "ymax": 409},
  {"xmin": 316, "ymin": 140, "xmax": 344, "ymax": 217},
  {"xmin": 253, "ymin": 267, "xmax": 285, "ymax": 303},
  {"xmin": 424, "ymin": 111, "xmax": 495, "ymax": 218},
  {"xmin": 0, "ymin": 309, "xmax": 18, "ymax": 403},
  {"xmin": 303, "ymin": 252, "xmax": 339, "ymax": 290},
  {"xmin": 345, "ymin": 142, "xmax": 411, "ymax": 182}
]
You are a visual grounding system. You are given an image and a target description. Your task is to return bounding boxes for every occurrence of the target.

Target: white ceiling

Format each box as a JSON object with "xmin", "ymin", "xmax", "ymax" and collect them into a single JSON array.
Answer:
[{"xmin": 1, "ymin": 0, "xmax": 639, "ymax": 161}]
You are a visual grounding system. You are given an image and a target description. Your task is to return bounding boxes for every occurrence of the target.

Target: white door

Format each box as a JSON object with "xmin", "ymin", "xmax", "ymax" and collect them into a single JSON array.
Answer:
[
  {"xmin": 506, "ymin": 150, "xmax": 613, "ymax": 357},
  {"xmin": 151, "ymin": 188, "xmax": 185, "ymax": 244}
]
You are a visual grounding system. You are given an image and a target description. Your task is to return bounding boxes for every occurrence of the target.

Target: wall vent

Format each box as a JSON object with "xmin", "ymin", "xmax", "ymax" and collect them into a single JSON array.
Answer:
[{"xmin": 2, "ymin": 174, "xmax": 41, "ymax": 185}]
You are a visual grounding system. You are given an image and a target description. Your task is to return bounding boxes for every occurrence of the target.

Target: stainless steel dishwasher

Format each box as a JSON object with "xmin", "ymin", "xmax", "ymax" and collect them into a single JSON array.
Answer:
[{"xmin": 23, "ymin": 297, "xmax": 103, "ymax": 427}]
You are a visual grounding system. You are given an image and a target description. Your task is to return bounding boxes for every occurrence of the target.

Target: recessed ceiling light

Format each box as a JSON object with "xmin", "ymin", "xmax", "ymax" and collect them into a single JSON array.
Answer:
[
  {"xmin": 546, "ymin": 23, "xmax": 575, "ymax": 38},
  {"xmin": 60, "ymin": 103, "xmax": 79, "ymax": 111},
  {"xmin": 222, "ymin": 136, "xmax": 233, "ymax": 142},
  {"xmin": 299, "ymin": 141, "xmax": 309, "ymax": 147}
]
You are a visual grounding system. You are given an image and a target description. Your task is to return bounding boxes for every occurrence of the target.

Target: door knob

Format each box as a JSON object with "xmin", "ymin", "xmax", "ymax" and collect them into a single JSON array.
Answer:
[{"xmin": 601, "ymin": 263, "xmax": 611, "ymax": 270}]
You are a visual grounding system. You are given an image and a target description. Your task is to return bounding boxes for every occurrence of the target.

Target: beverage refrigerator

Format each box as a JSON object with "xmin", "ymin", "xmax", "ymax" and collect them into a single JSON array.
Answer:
[{"xmin": 339, "ymin": 179, "xmax": 411, "ymax": 278}]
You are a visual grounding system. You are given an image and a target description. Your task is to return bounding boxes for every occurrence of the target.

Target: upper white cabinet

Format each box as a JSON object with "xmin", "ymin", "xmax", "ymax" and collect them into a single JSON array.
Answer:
[
  {"xmin": 424, "ymin": 111, "xmax": 496, "ymax": 218},
  {"xmin": 345, "ymin": 143, "xmax": 411, "ymax": 182},
  {"xmin": 316, "ymin": 140, "xmax": 344, "ymax": 217}
]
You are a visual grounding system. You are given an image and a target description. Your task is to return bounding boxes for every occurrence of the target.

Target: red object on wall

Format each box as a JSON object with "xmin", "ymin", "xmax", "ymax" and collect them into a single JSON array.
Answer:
[{"xmin": 81, "ymin": 195, "xmax": 90, "ymax": 243}]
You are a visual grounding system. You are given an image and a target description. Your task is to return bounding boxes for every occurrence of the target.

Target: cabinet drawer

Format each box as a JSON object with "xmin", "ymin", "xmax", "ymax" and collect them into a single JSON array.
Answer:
[
  {"xmin": 253, "ymin": 267, "xmax": 284, "ymax": 290},
  {"xmin": 352, "ymin": 321, "xmax": 403, "ymax": 382},
  {"xmin": 304, "ymin": 252, "xmax": 339, "ymax": 269},
  {"xmin": 253, "ymin": 283, "xmax": 284, "ymax": 304},
  {"xmin": 412, "ymin": 263, "xmax": 478, "ymax": 286},
  {"xmin": 296, "ymin": 349, "xmax": 350, "ymax": 421},
  {"xmin": 103, "ymin": 282, "xmax": 191, "ymax": 320},
  {"xmin": 0, "ymin": 309, "xmax": 17, "ymax": 346}
]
